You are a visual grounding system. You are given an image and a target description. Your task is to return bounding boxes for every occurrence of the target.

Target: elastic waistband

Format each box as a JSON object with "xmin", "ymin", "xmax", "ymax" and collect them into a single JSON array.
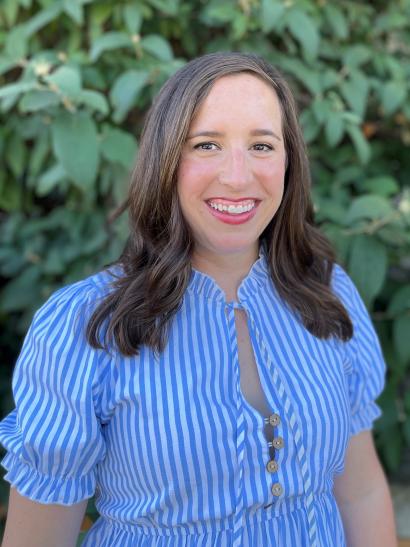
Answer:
[{"xmin": 100, "ymin": 492, "xmax": 334, "ymax": 537}]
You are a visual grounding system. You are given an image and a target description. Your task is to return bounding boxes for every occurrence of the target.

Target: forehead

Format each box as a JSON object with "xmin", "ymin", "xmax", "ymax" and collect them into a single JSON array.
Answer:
[{"xmin": 190, "ymin": 73, "xmax": 282, "ymax": 127}]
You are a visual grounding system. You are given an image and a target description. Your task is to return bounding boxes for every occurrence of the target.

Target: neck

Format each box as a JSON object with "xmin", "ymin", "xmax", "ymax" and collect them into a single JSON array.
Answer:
[{"xmin": 191, "ymin": 245, "xmax": 259, "ymax": 301}]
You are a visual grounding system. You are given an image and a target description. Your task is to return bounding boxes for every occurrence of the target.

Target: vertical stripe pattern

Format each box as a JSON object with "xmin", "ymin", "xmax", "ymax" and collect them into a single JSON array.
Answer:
[
  {"xmin": 0, "ymin": 252, "xmax": 386, "ymax": 546},
  {"xmin": 226, "ymin": 301, "xmax": 246, "ymax": 547}
]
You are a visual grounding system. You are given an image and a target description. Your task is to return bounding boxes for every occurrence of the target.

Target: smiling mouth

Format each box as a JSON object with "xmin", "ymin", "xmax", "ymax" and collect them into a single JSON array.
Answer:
[{"xmin": 207, "ymin": 198, "xmax": 257, "ymax": 215}]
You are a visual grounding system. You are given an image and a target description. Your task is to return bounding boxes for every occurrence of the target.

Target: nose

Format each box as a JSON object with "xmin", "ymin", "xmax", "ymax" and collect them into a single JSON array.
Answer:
[{"xmin": 218, "ymin": 148, "xmax": 252, "ymax": 188}]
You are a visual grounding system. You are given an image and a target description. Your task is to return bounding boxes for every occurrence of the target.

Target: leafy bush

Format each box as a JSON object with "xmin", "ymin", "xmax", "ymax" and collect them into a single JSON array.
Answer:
[{"xmin": 0, "ymin": 0, "xmax": 410, "ymax": 535}]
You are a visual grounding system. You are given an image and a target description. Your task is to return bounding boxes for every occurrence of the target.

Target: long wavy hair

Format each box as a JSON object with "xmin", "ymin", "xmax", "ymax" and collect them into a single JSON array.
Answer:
[{"xmin": 87, "ymin": 52, "xmax": 353, "ymax": 356}]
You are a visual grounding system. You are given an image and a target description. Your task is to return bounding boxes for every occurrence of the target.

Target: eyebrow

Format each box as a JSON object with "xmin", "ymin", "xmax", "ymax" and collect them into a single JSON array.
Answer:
[{"xmin": 187, "ymin": 129, "xmax": 282, "ymax": 141}]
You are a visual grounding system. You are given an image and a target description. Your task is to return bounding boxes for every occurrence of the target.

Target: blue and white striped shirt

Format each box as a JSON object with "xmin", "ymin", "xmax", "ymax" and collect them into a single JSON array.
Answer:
[{"xmin": 0, "ymin": 252, "xmax": 385, "ymax": 546}]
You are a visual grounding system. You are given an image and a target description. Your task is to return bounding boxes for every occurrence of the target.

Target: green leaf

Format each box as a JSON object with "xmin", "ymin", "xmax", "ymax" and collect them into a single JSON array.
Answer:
[
  {"xmin": 360, "ymin": 176, "xmax": 399, "ymax": 197},
  {"xmin": 0, "ymin": 81, "xmax": 38, "ymax": 100},
  {"xmin": 0, "ymin": 266, "xmax": 42, "ymax": 313},
  {"xmin": 340, "ymin": 70, "xmax": 369, "ymax": 119},
  {"xmin": 42, "ymin": 247, "xmax": 67, "ymax": 275},
  {"xmin": 393, "ymin": 315, "xmax": 410, "ymax": 363},
  {"xmin": 345, "ymin": 195, "xmax": 392, "ymax": 224},
  {"xmin": 146, "ymin": 0, "xmax": 179, "ymax": 16},
  {"xmin": 6, "ymin": 132, "xmax": 26, "ymax": 178},
  {"xmin": 299, "ymin": 109, "xmax": 320, "ymax": 143},
  {"xmin": 0, "ymin": 175, "xmax": 21, "ymax": 212},
  {"xmin": 90, "ymin": 32, "xmax": 133, "ymax": 61},
  {"xmin": 378, "ymin": 225, "xmax": 409, "ymax": 247},
  {"xmin": 324, "ymin": 4, "xmax": 348, "ymax": 40},
  {"xmin": 141, "ymin": 34, "xmax": 173, "ymax": 62},
  {"xmin": 343, "ymin": 45, "xmax": 371, "ymax": 69},
  {"xmin": 287, "ymin": 9, "xmax": 319, "ymax": 60},
  {"xmin": 231, "ymin": 13, "xmax": 248, "ymax": 41},
  {"xmin": 45, "ymin": 66, "xmax": 82, "ymax": 97},
  {"xmin": 82, "ymin": 66, "xmax": 106, "ymax": 90},
  {"xmin": 2, "ymin": 0, "xmax": 20, "ymax": 26},
  {"xmin": 341, "ymin": 111, "xmax": 361, "ymax": 125},
  {"xmin": 279, "ymin": 58, "xmax": 321, "ymax": 95},
  {"xmin": 123, "ymin": 4, "xmax": 143, "ymax": 34},
  {"xmin": 51, "ymin": 111, "xmax": 99, "ymax": 190},
  {"xmin": 325, "ymin": 112, "xmax": 344, "ymax": 147},
  {"xmin": 345, "ymin": 124, "xmax": 370, "ymax": 164},
  {"xmin": 29, "ymin": 131, "xmax": 50, "ymax": 177},
  {"xmin": 334, "ymin": 165, "xmax": 363, "ymax": 186},
  {"xmin": 311, "ymin": 97, "xmax": 330, "ymax": 124},
  {"xmin": 19, "ymin": 89, "xmax": 60, "ymax": 112},
  {"xmin": 321, "ymin": 69, "xmax": 339, "ymax": 89},
  {"xmin": 76, "ymin": 90, "xmax": 109, "ymax": 115},
  {"xmin": 5, "ymin": 26, "xmax": 28, "ymax": 60},
  {"xmin": 36, "ymin": 163, "xmax": 68, "ymax": 196},
  {"xmin": 100, "ymin": 127, "xmax": 138, "ymax": 169},
  {"xmin": 200, "ymin": 1, "xmax": 237, "ymax": 25},
  {"xmin": 316, "ymin": 198, "xmax": 347, "ymax": 224},
  {"xmin": 110, "ymin": 69, "xmax": 149, "ymax": 123},
  {"xmin": 24, "ymin": 3, "xmax": 62, "ymax": 37},
  {"xmin": 0, "ymin": 56, "xmax": 17, "ymax": 76},
  {"xmin": 322, "ymin": 224, "xmax": 350, "ymax": 263},
  {"xmin": 348, "ymin": 235, "xmax": 387, "ymax": 305},
  {"xmin": 388, "ymin": 285, "xmax": 410, "ymax": 315},
  {"xmin": 381, "ymin": 81, "xmax": 407, "ymax": 115},
  {"xmin": 63, "ymin": 0, "xmax": 83, "ymax": 24},
  {"xmin": 260, "ymin": 0, "xmax": 285, "ymax": 33}
]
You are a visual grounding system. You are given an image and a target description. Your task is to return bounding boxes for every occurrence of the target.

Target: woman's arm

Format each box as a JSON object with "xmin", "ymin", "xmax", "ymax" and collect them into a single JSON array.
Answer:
[
  {"xmin": 334, "ymin": 430, "xmax": 396, "ymax": 547},
  {"xmin": 1, "ymin": 487, "xmax": 88, "ymax": 547}
]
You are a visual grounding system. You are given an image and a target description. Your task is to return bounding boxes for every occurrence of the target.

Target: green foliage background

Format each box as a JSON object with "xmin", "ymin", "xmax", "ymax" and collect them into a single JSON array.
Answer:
[{"xmin": 0, "ymin": 0, "xmax": 410, "ymax": 541}]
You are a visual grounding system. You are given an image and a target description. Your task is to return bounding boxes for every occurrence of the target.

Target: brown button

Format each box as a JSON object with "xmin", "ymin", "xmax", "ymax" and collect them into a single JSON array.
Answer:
[
  {"xmin": 266, "ymin": 460, "xmax": 279, "ymax": 473},
  {"xmin": 271, "ymin": 482, "xmax": 283, "ymax": 497},
  {"xmin": 272, "ymin": 437, "xmax": 284, "ymax": 449},
  {"xmin": 268, "ymin": 413, "xmax": 281, "ymax": 427}
]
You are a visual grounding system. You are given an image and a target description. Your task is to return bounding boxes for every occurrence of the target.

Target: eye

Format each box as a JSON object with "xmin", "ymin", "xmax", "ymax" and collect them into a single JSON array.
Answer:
[
  {"xmin": 252, "ymin": 143, "xmax": 274, "ymax": 152},
  {"xmin": 193, "ymin": 142, "xmax": 219, "ymax": 151}
]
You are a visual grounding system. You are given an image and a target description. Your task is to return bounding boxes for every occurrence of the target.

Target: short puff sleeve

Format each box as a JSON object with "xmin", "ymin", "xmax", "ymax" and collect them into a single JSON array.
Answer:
[
  {"xmin": 0, "ymin": 279, "xmax": 107, "ymax": 505},
  {"xmin": 332, "ymin": 264, "xmax": 386, "ymax": 437}
]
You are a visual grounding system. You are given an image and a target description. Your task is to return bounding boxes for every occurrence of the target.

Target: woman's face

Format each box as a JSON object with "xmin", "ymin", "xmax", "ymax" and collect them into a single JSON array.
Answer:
[{"xmin": 177, "ymin": 73, "xmax": 287, "ymax": 262}]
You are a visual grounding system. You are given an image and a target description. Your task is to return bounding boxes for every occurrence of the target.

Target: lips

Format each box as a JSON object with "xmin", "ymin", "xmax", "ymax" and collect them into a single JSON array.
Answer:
[
  {"xmin": 206, "ymin": 198, "xmax": 259, "ymax": 215},
  {"xmin": 205, "ymin": 198, "xmax": 260, "ymax": 225}
]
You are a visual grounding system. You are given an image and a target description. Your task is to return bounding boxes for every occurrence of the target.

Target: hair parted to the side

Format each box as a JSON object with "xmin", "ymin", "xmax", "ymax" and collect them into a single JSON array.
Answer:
[{"xmin": 87, "ymin": 51, "xmax": 353, "ymax": 356}]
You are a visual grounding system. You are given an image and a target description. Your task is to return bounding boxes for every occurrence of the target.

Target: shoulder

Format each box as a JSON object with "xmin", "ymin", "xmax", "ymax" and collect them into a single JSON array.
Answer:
[
  {"xmin": 330, "ymin": 263, "xmax": 355, "ymax": 298},
  {"xmin": 329, "ymin": 263, "xmax": 365, "ymax": 320},
  {"xmin": 28, "ymin": 266, "xmax": 120, "ymax": 344},
  {"xmin": 330, "ymin": 263, "xmax": 384, "ymax": 363},
  {"xmin": 38, "ymin": 267, "xmax": 117, "ymax": 316},
  {"xmin": 13, "ymin": 268, "xmax": 122, "ymax": 404}
]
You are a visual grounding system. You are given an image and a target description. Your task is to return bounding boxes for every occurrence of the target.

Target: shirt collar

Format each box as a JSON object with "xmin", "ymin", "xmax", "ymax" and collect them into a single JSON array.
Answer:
[{"xmin": 187, "ymin": 243, "xmax": 271, "ymax": 303}]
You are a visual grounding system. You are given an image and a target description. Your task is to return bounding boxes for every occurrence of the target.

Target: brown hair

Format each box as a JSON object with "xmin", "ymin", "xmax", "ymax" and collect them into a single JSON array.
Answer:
[{"xmin": 87, "ymin": 51, "xmax": 352, "ymax": 355}]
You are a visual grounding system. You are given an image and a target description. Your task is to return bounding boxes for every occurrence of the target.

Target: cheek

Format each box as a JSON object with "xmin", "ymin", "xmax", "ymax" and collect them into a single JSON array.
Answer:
[
  {"xmin": 177, "ymin": 157, "xmax": 218, "ymax": 199},
  {"xmin": 259, "ymin": 160, "xmax": 286, "ymax": 193}
]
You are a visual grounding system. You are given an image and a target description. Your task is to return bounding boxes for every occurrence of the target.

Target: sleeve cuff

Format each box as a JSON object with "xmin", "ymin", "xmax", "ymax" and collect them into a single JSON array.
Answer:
[
  {"xmin": 350, "ymin": 401, "xmax": 382, "ymax": 437},
  {"xmin": 1, "ymin": 451, "xmax": 96, "ymax": 505}
]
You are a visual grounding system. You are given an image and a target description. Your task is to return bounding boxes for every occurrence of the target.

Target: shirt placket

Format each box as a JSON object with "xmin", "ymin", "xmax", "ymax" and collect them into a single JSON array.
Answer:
[
  {"xmin": 225, "ymin": 301, "xmax": 246, "ymax": 547},
  {"xmin": 226, "ymin": 300, "xmax": 287, "ymax": 546},
  {"xmin": 226, "ymin": 299, "xmax": 318, "ymax": 547},
  {"xmin": 250, "ymin": 315, "xmax": 319, "ymax": 547}
]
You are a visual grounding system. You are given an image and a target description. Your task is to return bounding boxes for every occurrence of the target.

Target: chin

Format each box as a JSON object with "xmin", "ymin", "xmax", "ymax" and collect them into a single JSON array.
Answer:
[{"xmin": 208, "ymin": 238, "xmax": 260, "ymax": 257}]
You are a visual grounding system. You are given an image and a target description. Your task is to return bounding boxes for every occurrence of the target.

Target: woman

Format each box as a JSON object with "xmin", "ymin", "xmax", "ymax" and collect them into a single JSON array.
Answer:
[{"xmin": 0, "ymin": 52, "xmax": 396, "ymax": 546}]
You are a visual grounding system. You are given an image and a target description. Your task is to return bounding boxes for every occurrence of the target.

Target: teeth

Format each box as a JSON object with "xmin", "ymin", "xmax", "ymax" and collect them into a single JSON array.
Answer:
[{"xmin": 208, "ymin": 200, "xmax": 255, "ymax": 215}]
